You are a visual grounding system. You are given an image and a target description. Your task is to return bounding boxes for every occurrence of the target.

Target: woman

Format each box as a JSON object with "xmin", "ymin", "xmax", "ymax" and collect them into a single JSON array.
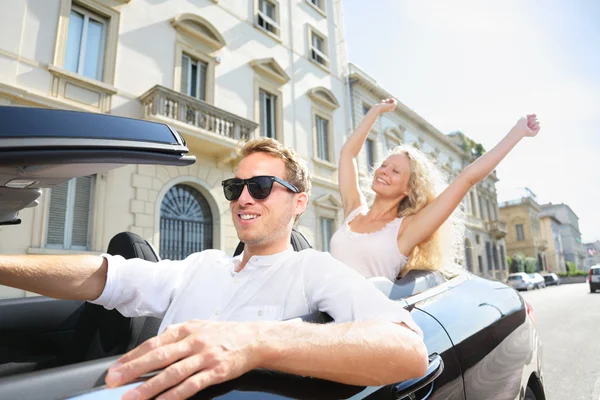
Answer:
[{"xmin": 329, "ymin": 99, "xmax": 540, "ymax": 280}]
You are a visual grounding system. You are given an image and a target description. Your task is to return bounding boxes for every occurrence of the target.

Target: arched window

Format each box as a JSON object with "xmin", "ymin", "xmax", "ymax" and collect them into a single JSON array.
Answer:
[
  {"xmin": 465, "ymin": 238, "xmax": 473, "ymax": 271},
  {"xmin": 160, "ymin": 184, "xmax": 213, "ymax": 260}
]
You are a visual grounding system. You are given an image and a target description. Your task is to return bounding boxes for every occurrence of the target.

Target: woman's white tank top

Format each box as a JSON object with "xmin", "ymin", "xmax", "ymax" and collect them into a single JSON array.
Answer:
[{"xmin": 329, "ymin": 205, "xmax": 409, "ymax": 280}]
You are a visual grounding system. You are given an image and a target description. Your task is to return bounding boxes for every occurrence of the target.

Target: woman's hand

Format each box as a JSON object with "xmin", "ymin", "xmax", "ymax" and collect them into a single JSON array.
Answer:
[
  {"xmin": 513, "ymin": 114, "xmax": 541, "ymax": 137},
  {"xmin": 371, "ymin": 98, "xmax": 397, "ymax": 115}
]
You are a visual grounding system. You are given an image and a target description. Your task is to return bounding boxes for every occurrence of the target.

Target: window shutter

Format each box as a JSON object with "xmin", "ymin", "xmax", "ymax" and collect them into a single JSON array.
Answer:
[
  {"xmin": 259, "ymin": 90, "xmax": 266, "ymax": 137},
  {"xmin": 71, "ymin": 176, "xmax": 93, "ymax": 248},
  {"xmin": 181, "ymin": 54, "xmax": 190, "ymax": 95},
  {"xmin": 198, "ymin": 61, "xmax": 207, "ymax": 101},
  {"xmin": 47, "ymin": 182, "xmax": 69, "ymax": 246}
]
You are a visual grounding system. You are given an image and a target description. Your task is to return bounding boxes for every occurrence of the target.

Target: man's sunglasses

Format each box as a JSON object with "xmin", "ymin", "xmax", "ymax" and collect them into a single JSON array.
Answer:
[{"xmin": 221, "ymin": 175, "xmax": 299, "ymax": 201}]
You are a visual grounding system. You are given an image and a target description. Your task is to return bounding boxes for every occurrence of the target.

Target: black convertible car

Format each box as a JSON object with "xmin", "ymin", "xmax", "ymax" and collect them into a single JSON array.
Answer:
[{"xmin": 0, "ymin": 107, "xmax": 545, "ymax": 400}]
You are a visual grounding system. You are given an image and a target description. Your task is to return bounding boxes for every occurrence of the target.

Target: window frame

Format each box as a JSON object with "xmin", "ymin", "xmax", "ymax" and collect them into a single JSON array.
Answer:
[
  {"xmin": 319, "ymin": 217, "xmax": 335, "ymax": 252},
  {"xmin": 53, "ymin": 0, "xmax": 120, "ymax": 85},
  {"xmin": 172, "ymin": 16, "xmax": 222, "ymax": 106},
  {"xmin": 306, "ymin": 0, "xmax": 327, "ymax": 17},
  {"xmin": 516, "ymin": 224, "xmax": 525, "ymax": 241},
  {"xmin": 308, "ymin": 25, "xmax": 330, "ymax": 71},
  {"xmin": 181, "ymin": 53, "xmax": 209, "ymax": 101},
  {"xmin": 65, "ymin": 4, "xmax": 108, "ymax": 81},
  {"xmin": 259, "ymin": 88, "xmax": 278, "ymax": 139},
  {"xmin": 255, "ymin": 0, "xmax": 281, "ymax": 40},
  {"xmin": 252, "ymin": 59, "xmax": 287, "ymax": 142}
]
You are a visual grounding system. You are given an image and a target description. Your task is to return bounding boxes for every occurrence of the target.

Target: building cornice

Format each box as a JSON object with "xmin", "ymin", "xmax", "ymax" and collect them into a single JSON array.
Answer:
[{"xmin": 348, "ymin": 63, "xmax": 467, "ymax": 158}]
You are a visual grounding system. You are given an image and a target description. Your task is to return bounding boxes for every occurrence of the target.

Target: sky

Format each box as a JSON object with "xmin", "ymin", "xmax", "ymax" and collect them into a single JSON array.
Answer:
[{"xmin": 342, "ymin": 0, "xmax": 600, "ymax": 243}]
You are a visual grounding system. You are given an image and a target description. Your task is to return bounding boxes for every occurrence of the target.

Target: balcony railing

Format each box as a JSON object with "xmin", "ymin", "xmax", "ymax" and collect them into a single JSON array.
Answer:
[
  {"xmin": 140, "ymin": 85, "xmax": 258, "ymax": 141},
  {"xmin": 485, "ymin": 220, "xmax": 507, "ymax": 239},
  {"xmin": 535, "ymin": 239, "xmax": 548, "ymax": 250}
]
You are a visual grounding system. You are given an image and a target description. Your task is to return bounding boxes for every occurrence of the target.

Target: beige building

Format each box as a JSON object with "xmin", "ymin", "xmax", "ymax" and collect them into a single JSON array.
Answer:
[
  {"xmin": 499, "ymin": 194, "xmax": 548, "ymax": 270},
  {"xmin": 0, "ymin": 0, "xmax": 350, "ymax": 298},
  {"xmin": 347, "ymin": 64, "xmax": 508, "ymax": 281},
  {"xmin": 540, "ymin": 214, "xmax": 566, "ymax": 272}
]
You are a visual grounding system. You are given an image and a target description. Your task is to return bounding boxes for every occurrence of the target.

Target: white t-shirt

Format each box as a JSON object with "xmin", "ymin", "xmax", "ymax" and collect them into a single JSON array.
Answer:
[{"xmin": 90, "ymin": 247, "xmax": 422, "ymax": 336}]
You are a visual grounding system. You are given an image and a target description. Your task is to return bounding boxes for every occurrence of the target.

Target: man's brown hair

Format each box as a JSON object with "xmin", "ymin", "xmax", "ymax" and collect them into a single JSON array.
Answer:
[{"xmin": 238, "ymin": 138, "xmax": 311, "ymax": 222}]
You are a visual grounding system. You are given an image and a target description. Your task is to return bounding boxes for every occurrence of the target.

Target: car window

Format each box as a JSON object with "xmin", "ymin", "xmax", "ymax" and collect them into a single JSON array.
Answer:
[
  {"xmin": 593, "ymin": 269, "xmax": 600, "ymax": 275},
  {"xmin": 508, "ymin": 276, "xmax": 522, "ymax": 281}
]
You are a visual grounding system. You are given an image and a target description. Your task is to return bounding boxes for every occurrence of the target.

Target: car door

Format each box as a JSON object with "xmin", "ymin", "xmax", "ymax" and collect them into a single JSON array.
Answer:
[
  {"xmin": 411, "ymin": 273, "xmax": 532, "ymax": 400},
  {"xmin": 0, "ymin": 296, "xmax": 87, "ymax": 376}
]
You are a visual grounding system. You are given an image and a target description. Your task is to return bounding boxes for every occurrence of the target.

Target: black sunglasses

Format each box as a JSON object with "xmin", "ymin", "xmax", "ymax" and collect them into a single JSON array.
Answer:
[{"xmin": 221, "ymin": 175, "xmax": 299, "ymax": 201}]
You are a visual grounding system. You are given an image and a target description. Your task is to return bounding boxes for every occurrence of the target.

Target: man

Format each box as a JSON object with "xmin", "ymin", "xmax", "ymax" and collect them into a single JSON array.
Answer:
[{"xmin": 0, "ymin": 138, "xmax": 428, "ymax": 400}]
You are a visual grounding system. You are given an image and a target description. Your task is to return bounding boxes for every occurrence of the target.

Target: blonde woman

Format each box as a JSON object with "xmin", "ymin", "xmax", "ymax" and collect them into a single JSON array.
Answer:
[{"xmin": 330, "ymin": 99, "xmax": 540, "ymax": 281}]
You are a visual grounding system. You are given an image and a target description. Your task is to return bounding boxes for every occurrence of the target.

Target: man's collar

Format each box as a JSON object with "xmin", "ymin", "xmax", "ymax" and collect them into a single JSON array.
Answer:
[{"xmin": 233, "ymin": 246, "xmax": 295, "ymax": 268}]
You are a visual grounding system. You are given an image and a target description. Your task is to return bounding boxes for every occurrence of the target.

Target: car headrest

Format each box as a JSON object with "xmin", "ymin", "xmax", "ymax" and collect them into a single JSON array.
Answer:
[
  {"xmin": 233, "ymin": 228, "xmax": 312, "ymax": 257},
  {"xmin": 107, "ymin": 232, "xmax": 160, "ymax": 261}
]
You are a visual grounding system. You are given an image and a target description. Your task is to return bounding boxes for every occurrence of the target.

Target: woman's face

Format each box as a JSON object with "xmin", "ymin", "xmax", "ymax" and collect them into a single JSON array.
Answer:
[{"xmin": 371, "ymin": 153, "xmax": 411, "ymax": 200}]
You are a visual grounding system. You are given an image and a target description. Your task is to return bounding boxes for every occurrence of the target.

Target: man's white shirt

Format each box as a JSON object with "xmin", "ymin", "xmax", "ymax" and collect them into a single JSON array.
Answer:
[{"xmin": 91, "ymin": 247, "xmax": 422, "ymax": 336}]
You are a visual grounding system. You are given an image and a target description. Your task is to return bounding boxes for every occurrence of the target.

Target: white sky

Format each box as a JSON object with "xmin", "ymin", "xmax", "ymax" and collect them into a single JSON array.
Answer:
[{"xmin": 343, "ymin": 0, "xmax": 600, "ymax": 242}]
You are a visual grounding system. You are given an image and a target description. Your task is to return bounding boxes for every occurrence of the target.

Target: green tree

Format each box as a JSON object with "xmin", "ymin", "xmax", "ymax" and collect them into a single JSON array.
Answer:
[
  {"xmin": 511, "ymin": 253, "xmax": 526, "ymax": 272},
  {"xmin": 524, "ymin": 257, "xmax": 537, "ymax": 273}
]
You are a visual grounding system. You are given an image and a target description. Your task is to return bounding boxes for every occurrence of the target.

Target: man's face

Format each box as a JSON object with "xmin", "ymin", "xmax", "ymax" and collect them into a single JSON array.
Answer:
[{"xmin": 229, "ymin": 152, "xmax": 307, "ymax": 252}]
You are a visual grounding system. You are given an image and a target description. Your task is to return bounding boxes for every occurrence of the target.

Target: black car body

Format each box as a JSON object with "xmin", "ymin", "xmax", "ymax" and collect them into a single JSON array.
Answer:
[{"xmin": 0, "ymin": 108, "xmax": 545, "ymax": 400}]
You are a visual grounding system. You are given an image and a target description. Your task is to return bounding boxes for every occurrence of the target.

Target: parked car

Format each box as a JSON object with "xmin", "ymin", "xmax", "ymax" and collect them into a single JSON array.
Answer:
[
  {"xmin": 506, "ymin": 272, "xmax": 535, "ymax": 291},
  {"xmin": 542, "ymin": 272, "xmax": 561, "ymax": 286},
  {"xmin": 0, "ymin": 108, "xmax": 545, "ymax": 400},
  {"xmin": 589, "ymin": 265, "xmax": 600, "ymax": 293},
  {"xmin": 529, "ymin": 273, "xmax": 547, "ymax": 289}
]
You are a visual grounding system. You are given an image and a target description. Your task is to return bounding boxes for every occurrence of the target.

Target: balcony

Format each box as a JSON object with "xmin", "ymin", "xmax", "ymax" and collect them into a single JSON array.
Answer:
[
  {"xmin": 139, "ymin": 85, "xmax": 258, "ymax": 163},
  {"xmin": 485, "ymin": 220, "xmax": 507, "ymax": 239}
]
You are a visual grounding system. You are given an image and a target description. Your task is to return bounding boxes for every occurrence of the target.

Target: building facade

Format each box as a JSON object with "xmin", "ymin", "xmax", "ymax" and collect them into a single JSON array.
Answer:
[
  {"xmin": 347, "ymin": 63, "xmax": 508, "ymax": 281},
  {"xmin": 540, "ymin": 203, "xmax": 586, "ymax": 271},
  {"xmin": 499, "ymin": 194, "xmax": 547, "ymax": 271},
  {"xmin": 585, "ymin": 241, "xmax": 600, "ymax": 269},
  {"xmin": 0, "ymin": 0, "xmax": 350, "ymax": 298},
  {"xmin": 540, "ymin": 214, "xmax": 566, "ymax": 272}
]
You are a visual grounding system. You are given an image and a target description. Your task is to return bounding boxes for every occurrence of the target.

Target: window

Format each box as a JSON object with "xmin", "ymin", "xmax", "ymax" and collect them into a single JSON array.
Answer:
[
  {"xmin": 486, "ymin": 199, "xmax": 492, "ymax": 221},
  {"xmin": 475, "ymin": 234, "xmax": 480, "ymax": 245},
  {"xmin": 516, "ymin": 224, "xmax": 525, "ymax": 241},
  {"xmin": 320, "ymin": 217, "xmax": 334, "ymax": 252},
  {"xmin": 160, "ymin": 184, "xmax": 213, "ymax": 260},
  {"xmin": 478, "ymin": 194, "xmax": 484, "ymax": 220},
  {"xmin": 181, "ymin": 54, "xmax": 208, "ymax": 101},
  {"xmin": 469, "ymin": 191, "xmax": 476, "ymax": 216},
  {"xmin": 485, "ymin": 242, "xmax": 492, "ymax": 271},
  {"xmin": 309, "ymin": 29, "xmax": 329, "ymax": 68},
  {"xmin": 257, "ymin": 0, "xmax": 280, "ymax": 37},
  {"xmin": 478, "ymin": 255, "xmax": 484, "ymax": 273},
  {"xmin": 500, "ymin": 245, "xmax": 506, "ymax": 268},
  {"xmin": 365, "ymin": 138, "xmax": 375, "ymax": 171},
  {"xmin": 64, "ymin": 5, "xmax": 107, "ymax": 81},
  {"xmin": 493, "ymin": 245, "xmax": 499, "ymax": 269},
  {"xmin": 465, "ymin": 238, "xmax": 473, "ymax": 271},
  {"xmin": 307, "ymin": 0, "xmax": 326, "ymax": 15},
  {"xmin": 315, "ymin": 115, "xmax": 330, "ymax": 161},
  {"xmin": 46, "ymin": 176, "xmax": 94, "ymax": 250},
  {"xmin": 259, "ymin": 89, "xmax": 277, "ymax": 139},
  {"xmin": 362, "ymin": 104, "xmax": 370, "ymax": 115}
]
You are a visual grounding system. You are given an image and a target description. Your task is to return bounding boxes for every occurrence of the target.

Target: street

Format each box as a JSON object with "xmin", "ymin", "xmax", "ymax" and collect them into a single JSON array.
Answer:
[{"xmin": 521, "ymin": 283, "xmax": 600, "ymax": 400}]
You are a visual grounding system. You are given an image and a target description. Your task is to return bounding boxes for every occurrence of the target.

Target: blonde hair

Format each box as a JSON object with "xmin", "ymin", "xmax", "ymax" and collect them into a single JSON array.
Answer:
[
  {"xmin": 238, "ymin": 137, "xmax": 312, "ymax": 222},
  {"xmin": 364, "ymin": 144, "xmax": 466, "ymax": 278}
]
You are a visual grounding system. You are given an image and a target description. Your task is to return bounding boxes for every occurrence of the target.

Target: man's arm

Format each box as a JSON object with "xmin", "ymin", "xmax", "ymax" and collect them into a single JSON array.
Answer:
[
  {"xmin": 0, "ymin": 255, "xmax": 107, "ymax": 300},
  {"xmin": 104, "ymin": 319, "xmax": 428, "ymax": 400}
]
